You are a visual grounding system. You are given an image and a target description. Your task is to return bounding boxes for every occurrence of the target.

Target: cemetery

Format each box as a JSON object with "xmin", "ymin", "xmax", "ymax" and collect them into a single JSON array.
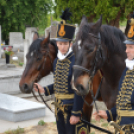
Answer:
[
  {"xmin": 0, "ymin": 24, "xmax": 56, "ymax": 133},
  {"xmin": 0, "ymin": 19, "xmax": 126, "ymax": 133}
]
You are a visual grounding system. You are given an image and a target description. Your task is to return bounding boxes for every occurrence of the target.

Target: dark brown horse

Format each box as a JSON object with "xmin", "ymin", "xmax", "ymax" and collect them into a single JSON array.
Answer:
[
  {"xmin": 19, "ymin": 35, "xmax": 58, "ymax": 93},
  {"xmin": 73, "ymin": 15, "xmax": 127, "ymax": 126},
  {"xmin": 19, "ymin": 33, "xmax": 103, "ymax": 132}
]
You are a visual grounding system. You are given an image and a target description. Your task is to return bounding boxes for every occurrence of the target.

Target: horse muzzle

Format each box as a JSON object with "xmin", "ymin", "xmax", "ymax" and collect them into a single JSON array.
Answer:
[{"xmin": 19, "ymin": 83, "xmax": 33, "ymax": 93}]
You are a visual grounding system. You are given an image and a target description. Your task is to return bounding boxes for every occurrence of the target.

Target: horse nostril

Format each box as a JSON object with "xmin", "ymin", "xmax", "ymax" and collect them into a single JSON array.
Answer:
[
  {"xmin": 24, "ymin": 83, "xmax": 28, "ymax": 91},
  {"xmin": 77, "ymin": 84, "xmax": 85, "ymax": 91}
]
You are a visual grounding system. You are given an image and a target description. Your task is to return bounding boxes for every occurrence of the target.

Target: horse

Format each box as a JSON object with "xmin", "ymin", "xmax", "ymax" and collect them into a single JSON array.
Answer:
[
  {"xmin": 19, "ymin": 33, "xmax": 103, "ymax": 132},
  {"xmin": 72, "ymin": 15, "xmax": 127, "ymax": 130},
  {"xmin": 19, "ymin": 35, "xmax": 58, "ymax": 93}
]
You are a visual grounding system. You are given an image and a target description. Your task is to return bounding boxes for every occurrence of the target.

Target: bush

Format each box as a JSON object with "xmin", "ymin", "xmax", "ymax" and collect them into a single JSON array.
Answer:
[{"xmin": 38, "ymin": 120, "xmax": 46, "ymax": 126}]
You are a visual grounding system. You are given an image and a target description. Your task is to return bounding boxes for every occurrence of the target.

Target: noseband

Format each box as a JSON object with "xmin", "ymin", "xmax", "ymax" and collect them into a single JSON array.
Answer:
[{"xmin": 73, "ymin": 32, "xmax": 104, "ymax": 78}]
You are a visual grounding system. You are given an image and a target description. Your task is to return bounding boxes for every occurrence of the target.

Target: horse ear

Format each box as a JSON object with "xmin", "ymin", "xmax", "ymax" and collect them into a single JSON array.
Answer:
[
  {"xmin": 80, "ymin": 15, "xmax": 88, "ymax": 27},
  {"xmin": 41, "ymin": 33, "xmax": 50, "ymax": 46},
  {"xmin": 92, "ymin": 15, "xmax": 102, "ymax": 34},
  {"xmin": 46, "ymin": 32, "xmax": 50, "ymax": 43}
]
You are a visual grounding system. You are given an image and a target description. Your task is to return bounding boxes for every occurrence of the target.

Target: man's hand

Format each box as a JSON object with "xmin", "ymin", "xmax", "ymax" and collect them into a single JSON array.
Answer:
[
  {"xmin": 70, "ymin": 115, "xmax": 80, "ymax": 125},
  {"xmin": 93, "ymin": 110, "xmax": 108, "ymax": 121},
  {"xmin": 33, "ymin": 83, "xmax": 45, "ymax": 93}
]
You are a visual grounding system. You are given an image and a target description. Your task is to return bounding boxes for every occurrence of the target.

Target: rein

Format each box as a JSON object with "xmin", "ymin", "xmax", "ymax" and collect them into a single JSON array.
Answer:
[
  {"xmin": 32, "ymin": 86, "xmax": 54, "ymax": 113},
  {"xmin": 32, "ymin": 47, "xmax": 54, "ymax": 113}
]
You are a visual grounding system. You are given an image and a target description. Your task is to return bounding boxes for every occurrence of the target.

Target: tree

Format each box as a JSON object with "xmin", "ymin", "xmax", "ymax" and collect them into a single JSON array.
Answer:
[
  {"xmin": 0, "ymin": 0, "xmax": 52, "ymax": 41},
  {"xmin": 54, "ymin": 0, "xmax": 134, "ymax": 28}
]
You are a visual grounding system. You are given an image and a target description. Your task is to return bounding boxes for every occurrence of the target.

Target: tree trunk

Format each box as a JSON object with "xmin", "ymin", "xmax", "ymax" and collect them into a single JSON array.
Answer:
[{"xmin": 107, "ymin": 10, "xmax": 121, "ymax": 28}]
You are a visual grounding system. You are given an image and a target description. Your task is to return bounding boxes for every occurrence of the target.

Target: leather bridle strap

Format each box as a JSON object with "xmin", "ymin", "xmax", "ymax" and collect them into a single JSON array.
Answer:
[
  {"xmin": 81, "ymin": 119, "xmax": 113, "ymax": 134},
  {"xmin": 32, "ymin": 86, "xmax": 54, "ymax": 113}
]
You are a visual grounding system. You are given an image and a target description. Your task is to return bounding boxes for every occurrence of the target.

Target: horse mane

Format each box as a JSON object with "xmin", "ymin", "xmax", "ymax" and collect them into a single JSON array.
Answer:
[
  {"xmin": 50, "ymin": 39, "xmax": 58, "ymax": 54},
  {"xmin": 77, "ymin": 23, "xmax": 126, "ymax": 54},
  {"xmin": 28, "ymin": 38, "xmax": 58, "ymax": 56}
]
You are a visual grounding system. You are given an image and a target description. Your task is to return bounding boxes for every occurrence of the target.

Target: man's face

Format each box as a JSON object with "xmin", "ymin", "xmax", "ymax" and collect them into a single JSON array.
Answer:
[
  {"xmin": 56, "ymin": 41, "xmax": 70, "ymax": 55},
  {"xmin": 126, "ymin": 44, "xmax": 134, "ymax": 60}
]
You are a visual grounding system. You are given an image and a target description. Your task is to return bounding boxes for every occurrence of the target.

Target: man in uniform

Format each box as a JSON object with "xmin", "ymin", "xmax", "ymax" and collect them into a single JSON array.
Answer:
[
  {"xmin": 93, "ymin": 14, "xmax": 134, "ymax": 134},
  {"xmin": 34, "ymin": 8, "xmax": 88, "ymax": 134}
]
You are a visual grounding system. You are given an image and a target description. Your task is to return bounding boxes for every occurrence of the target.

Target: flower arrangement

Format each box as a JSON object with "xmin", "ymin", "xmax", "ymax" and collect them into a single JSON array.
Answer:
[{"xmin": 3, "ymin": 46, "xmax": 14, "ymax": 56}]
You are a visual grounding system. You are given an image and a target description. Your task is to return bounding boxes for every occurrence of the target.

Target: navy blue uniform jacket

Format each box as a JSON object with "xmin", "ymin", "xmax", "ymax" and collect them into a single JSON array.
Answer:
[
  {"xmin": 44, "ymin": 52, "xmax": 84, "ymax": 116},
  {"xmin": 106, "ymin": 68, "xmax": 134, "ymax": 126}
]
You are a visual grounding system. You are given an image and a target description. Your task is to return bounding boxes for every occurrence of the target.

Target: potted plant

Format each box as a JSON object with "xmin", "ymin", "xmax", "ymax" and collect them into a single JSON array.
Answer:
[{"xmin": 3, "ymin": 46, "xmax": 14, "ymax": 64}]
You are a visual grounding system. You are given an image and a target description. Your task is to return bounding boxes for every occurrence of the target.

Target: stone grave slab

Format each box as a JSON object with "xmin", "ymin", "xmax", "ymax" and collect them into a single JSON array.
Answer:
[
  {"xmin": 9, "ymin": 32, "xmax": 24, "ymax": 52},
  {"xmin": 0, "ymin": 93, "xmax": 46, "ymax": 122}
]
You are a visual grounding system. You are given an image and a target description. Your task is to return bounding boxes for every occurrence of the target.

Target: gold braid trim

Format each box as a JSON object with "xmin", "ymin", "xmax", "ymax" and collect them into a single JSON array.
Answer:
[
  {"xmin": 55, "ymin": 94, "xmax": 74, "ymax": 100},
  {"xmin": 98, "ymin": 70, "xmax": 103, "ymax": 78},
  {"xmin": 108, "ymin": 110, "xmax": 113, "ymax": 121},
  {"xmin": 72, "ymin": 110, "xmax": 82, "ymax": 114},
  {"xmin": 46, "ymin": 87, "xmax": 50, "ymax": 95},
  {"xmin": 117, "ymin": 110, "xmax": 134, "ymax": 116}
]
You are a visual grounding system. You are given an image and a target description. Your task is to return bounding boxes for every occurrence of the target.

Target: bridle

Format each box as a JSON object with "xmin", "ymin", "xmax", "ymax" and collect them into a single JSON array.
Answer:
[
  {"xmin": 73, "ymin": 32, "xmax": 105, "ymax": 112},
  {"xmin": 73, "ymin": 33, "xmax": 105, "ymax": 78},
  {"xmin": 31, "ymin": 44, "xmax": 54, "ymax": 113}
]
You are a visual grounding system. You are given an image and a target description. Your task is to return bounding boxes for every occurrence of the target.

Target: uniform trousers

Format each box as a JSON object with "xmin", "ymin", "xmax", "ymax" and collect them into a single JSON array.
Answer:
[{"xmin": 56, "ymin": 106, "xmax": 75, "ymax": 134}]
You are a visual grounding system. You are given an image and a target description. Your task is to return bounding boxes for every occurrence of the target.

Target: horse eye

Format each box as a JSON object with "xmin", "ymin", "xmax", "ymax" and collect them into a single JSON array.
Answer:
[
  {"xmin": 88, "ymin": 50, "xmax": 93, "ymax": 53},
  {"xmin": 37, "ymin": 57, "xmax": 41, "ymax": 61}
]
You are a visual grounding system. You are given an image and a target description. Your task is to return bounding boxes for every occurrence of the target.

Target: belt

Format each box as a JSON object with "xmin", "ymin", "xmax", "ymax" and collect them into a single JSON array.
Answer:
[
  {"xmin": 117, "ymin": 110, "xmax": 134, "ymax": 117},
  {"xmin": 55, "ymin": 93, "xmax": 74, "ymax": 99}
]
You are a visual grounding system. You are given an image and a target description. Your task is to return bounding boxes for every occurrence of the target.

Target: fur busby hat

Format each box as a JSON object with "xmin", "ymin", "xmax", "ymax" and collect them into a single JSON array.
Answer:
[
  {"xmin": 56, "ymin": 8, "xmax": 76, "ymax": 42},
  {"xmin": 124, "ymin": 11, "xmax": 134, "ymax": 44}
]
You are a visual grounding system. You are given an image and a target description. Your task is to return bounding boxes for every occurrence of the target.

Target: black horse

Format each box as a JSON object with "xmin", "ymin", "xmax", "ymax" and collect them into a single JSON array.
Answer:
[{"xmin": 73, "ymin": 15, "xmax": 127, "ymax": 110}]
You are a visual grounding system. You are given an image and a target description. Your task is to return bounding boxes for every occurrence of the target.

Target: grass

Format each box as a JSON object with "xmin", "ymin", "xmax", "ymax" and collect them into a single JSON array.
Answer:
[
  {"xmin": 101, "ymin": 122, "xmax": 109, "ymax": 127},
  {"xmin": 38, "ymin": 120, "xmax": 46, "ymax": 126},
  {"xmin": 4, "ymin": 127, "xmax": 24, "ymax": 134}
]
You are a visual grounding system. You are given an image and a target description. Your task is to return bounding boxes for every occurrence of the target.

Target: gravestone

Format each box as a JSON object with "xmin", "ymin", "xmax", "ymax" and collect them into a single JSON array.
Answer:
[
  {"xmin": 45, "ymin": 17, "xmax": 58, "ymax": 39},
  {"xmin": 0, "ymin": 93, "xmax": 46, "ymax": 122},
  {"xmin": 0, "ymin": 26, "xmax": 1, "ymax": 58},
  {"xmin": 24, "ymin": 27, "xmax": 37, "ymax": 65},
  {"xmin": 45, "ymin": 26, "xmax": 50, "ymax": 38},
  {"xmin": 25, "ymin": 27, "xmax": 37, "ymax": 45},
  {"xmin": 9, "ymin": 32, "xmax": 24, "ymax": 52},
  {"xmin": 24, "ymin": 39, "xmax": 29, "ymax": 65}
]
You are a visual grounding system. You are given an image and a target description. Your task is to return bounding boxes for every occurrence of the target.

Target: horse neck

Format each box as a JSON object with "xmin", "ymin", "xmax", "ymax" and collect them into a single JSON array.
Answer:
[{"xmin": 101, "ymin": 53, "xmax": 126, "ymax": 85}]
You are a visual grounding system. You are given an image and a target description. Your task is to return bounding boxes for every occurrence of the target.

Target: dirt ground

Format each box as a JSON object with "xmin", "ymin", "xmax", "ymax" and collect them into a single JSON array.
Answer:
[{"xmin": 1, "ymin": 116, "xmax": 115, "ymax": 134}]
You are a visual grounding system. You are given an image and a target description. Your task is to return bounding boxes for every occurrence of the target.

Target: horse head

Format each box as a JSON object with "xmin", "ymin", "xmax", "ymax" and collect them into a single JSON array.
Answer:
[
  {"xmin": 72, "ymin": 15, "xmax": 107, "ymax": 96},
  {"xmin": 19, "ymin": 34, "xmax": 57, "ymax": 93}
]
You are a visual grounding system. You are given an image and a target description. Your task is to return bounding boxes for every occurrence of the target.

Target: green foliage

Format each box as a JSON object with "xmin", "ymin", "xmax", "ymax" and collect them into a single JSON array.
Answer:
[
  {"xmin": 19, "ymin": 62, "xmax": 24, "ymax": 66},
  {"xmin": 54, "ymin": 0, "xmax": 134, "ymax": 25},
  {"xmin": 89, "ymin": 132, "xmax": 95, "ymax": 134},
  {"xmin": 38, "ymin": 120, "xmax": 46, "ymax": 126},
  {"xmin": 5, "ymin": 126, "xmax": 24, "ymax": 134},
  {"xmin": 101, "ymin": 122, "xmax": 109, "ymax": 127},
  {"xmin": 0, "ymin": 0, "xmax": 53, "ymax": 40},
  {"xmin": 3, "ymin": 46, "xmax": 14, "ymax": 56}
]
